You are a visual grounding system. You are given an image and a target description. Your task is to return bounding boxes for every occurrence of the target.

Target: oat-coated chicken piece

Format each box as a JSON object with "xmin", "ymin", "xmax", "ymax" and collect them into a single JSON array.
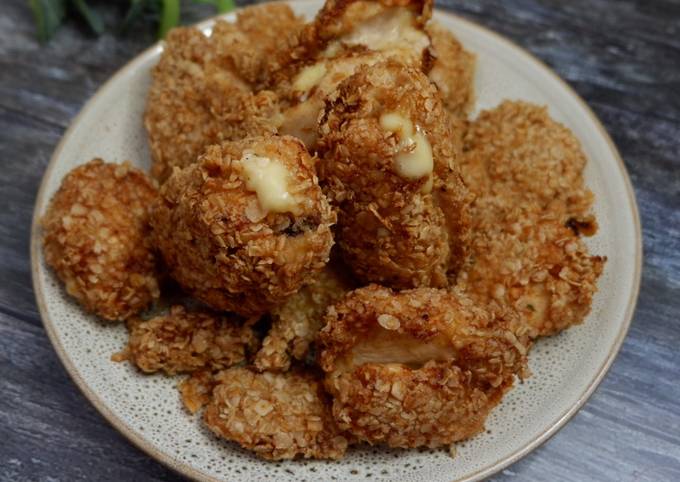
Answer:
[
  {"xmin": 150, "ymin": 136, "xmax": 336, "ymax": 316},
  {"xmin": 275, "ymin": 0, "xmax": 434, "ymax": 151},
  {"xmin": 318, "ymin": 285, "xmax": 527, "ymax": 449},
  {"xmin": 427, "ymin": 21, "xmax": 476, "ymax": 119},
  {"xmin": 145, "ymin": 5, "xmax": 302, "ymax": 182},
  {"xmin": 42, "ymin": 159, "xmax": 159, "ymax": 321},
  {"xmin": 254, "ymin": 263, "xmax": 355, "ymax": 372},
  {"xmin": 282, "ymin": 0, "xmax": 433, "ymax": 74},
  {"xmin": 318, "ymin": 60, "xmax": 471, "ymax": 288},
  {"xmin": 115, "ymin": 305, "xmax": 257, "ymax": 375},
  {"xmin": 462, "ymin": 101, "xmax": 595, "ymax": 222},
  {"xmin": 204, "ymin": 367, "xmax": 350, "ymax": 460},
  {"xmin": 212, "ymin": 4, "xmax": 306, "ymax": 88},
  {"xmin": 457, "ymin": 101, "xmax": 605, "ymax": 338},
  {"xmin": 278, "ymin": 49, "xmax": 389, "ymax": 150}
]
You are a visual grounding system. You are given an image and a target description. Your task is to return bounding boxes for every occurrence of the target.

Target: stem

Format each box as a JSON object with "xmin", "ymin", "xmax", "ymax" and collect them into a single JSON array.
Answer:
[
  {"xmin": 216, "ymin": 0, "xmax": 235, "ymax": 13},
  {"xmin": 158, "ymin": 0, "xmax": 180, "ymax": 39}
]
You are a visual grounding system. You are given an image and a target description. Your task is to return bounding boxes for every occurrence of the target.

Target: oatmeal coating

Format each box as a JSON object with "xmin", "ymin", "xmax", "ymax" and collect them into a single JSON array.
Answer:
[
  {"xmin": 458, "ymin": 101, "xmax": 605, "ymax": 338},
  {"xmin": 42, "ymin": 159, "xmax": 159, "ymax": 321},
  {"xmin": 457, "ymin": 196, "xmax": 605, "ymax": 339},
  {"xmin": 318, "ymin": 285, "xmax": 527, "ymax": 448},
  {"xmin": 278, "ymin": 49, "xmax": 389, "ymax": 150},
  {"xmin": 212, "ymin": 4, "xmax": 305, "ymax": 88},
  {"xmin": 254, "ymin": 263, "xmax": 355, "ymax": 372},
  {"xmin": 281, "ymin": 0, "xmax": 433, "ymax": 75},
  {"xmin": 318, "ymin": 60, "xmax": 471, "ymax": 288},
  {"xmin": 150, "ymin": 136, "xmax": 336, "ymax": 316},
  {"xmin": 118, "ymin": 305, "xmax": 257, "ymax": 375},
  {"xmin": 145, "ymin": 12, "xmax": 291, "ymax": 182},
  {"xmin": 179, "ymin": 370, "xmax": 217, "ymax": 414},
  {"xmin": 204, "ymin": 368, "xmax": 349, "ymax": 460},
  {"xmin": 426, "ymin": 21, "xmax": 476, "ymax": 119},
  {"xmin": 462, "ymin": 101, "xmax": 595, "ymax": 222}
]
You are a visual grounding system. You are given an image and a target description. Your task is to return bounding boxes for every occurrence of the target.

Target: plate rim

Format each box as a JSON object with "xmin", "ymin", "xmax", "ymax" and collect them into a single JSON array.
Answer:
[{"xmin": 30, "ymin": 2, "xmax": 643, "ymax": 481}]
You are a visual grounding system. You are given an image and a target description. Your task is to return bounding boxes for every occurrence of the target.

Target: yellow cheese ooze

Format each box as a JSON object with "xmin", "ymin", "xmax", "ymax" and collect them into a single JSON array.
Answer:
[
  {"xmin": 379, "ymin": 112, "xmax": 434, "ymax": 184},
  {"xmin": 241, "ymin": 152, "xmax": 300, "ymax": 215}
]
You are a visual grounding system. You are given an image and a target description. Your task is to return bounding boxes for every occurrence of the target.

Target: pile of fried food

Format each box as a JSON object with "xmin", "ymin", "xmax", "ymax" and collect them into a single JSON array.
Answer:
[{"xmin": 42, "ymin": 0, "xmax": 606, "ymax": 461}]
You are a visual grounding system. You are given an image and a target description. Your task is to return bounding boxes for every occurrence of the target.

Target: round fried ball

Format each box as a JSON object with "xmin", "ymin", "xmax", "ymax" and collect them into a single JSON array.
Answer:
[
  {"xmin": 42, "ymin": 159, "xmax": 160, "ymax": 321},
  {"xmin": 150, "ymin": 135, "xmax": 336, "ymax": 316},
  {"xmin": 318, "ymin": 60, "xmax": 471, "ymax": 288},
  {"xmin": 318, "ymin": 284, "xmax": 527, "ymax": 448}
]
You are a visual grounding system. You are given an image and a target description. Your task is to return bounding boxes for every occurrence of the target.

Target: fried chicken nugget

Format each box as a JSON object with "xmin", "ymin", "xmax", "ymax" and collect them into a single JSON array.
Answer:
[
  {"xmin": 318, "ymin": 285, "xmax": 527, "ymax": 448},
  {"xmin": 115, "ymin": 305, "xmax": 257, "ymax": 375},
  {"xmin": 285, "ymin": 0, "xmax": 432, "ymax": 70},
  {"xmin": 223, "ymin": 4, "xmax": 306, "ymax": 87},
  {"xmin": 204, "ymin": 368, "xmax": 349, "ymax": 460},
  {"xmin": 458, "ymin": 101, "xmax": 605, "ymax": 338},
  {"xmin": 275, "ymin": 0, "xmax": 433, "ymax": 150},
  {"xmin": 150, "ymin": 136, "xmax": 336, "ymax": 316},
  {"xmin": 145, "ymin": 9, "xmax": 296, "ymax": 182},
  {"xmin": 254, "ymin": 263, "xmax": 355, "ymax": 372},
  {"xmin": 426, "ymin": 21, "xmax": 476, "ymax": 119},
  {"xmin": 318, "ymin": 60, "xmax": 471, "ymax": 288},
  {"xmin": 462, "ymin": 101, "xmax": 595, "ymax": 222},
  {"xmin": 42, "ymin": 159, "xmax": 159, "ymax": 321}
]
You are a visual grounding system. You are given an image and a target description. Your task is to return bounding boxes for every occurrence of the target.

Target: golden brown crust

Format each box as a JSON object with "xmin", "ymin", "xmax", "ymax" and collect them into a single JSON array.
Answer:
[
  {"xmin": 145, "ymin": 5, "xmax": 305, "ymax": 182},
  {"xmin": 42, "ymin": 159, "xmax": 159, "ymax": 321},
  {"xmin": 318, "ymin": 60, "xmax": 471, "ymax": 288},
  {"xmin": 458, "ymin": 101, "xmax": 605, "ymax": 338},
  {"xmin": 116, "ymin": 305, "xmax": 257, "ymax": 375},
  {"xmin": 426, "ymin": 21, "xmax": 476, "ymax": 119},
  {"xmin": 204, "ymin": 368, "xmax": 349, "ymax": 460},
  {"xmin": 150, "ymin": 136, "xmax": 336, "ymax": 316},
  {"xmin": 318, "ymin": 285, "xmax": 527, "ymax": 448},
  {"xmin": 254, "ymin": 263, "xmax": 355, "ymax": 372},
  {"xmin": 179, "ymin": 370, "xmax": 218, "ymax": 414}
]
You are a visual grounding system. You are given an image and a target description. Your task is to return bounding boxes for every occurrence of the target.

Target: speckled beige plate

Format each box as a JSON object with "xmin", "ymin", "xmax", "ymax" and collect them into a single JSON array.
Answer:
[{"xmin": 30, "ymin": 1, "xmax": 642, "ymax": 480}]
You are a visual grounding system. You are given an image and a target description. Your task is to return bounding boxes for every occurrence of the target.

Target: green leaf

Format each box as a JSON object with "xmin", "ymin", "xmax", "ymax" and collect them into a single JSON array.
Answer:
[
  {"xmin": 28, "ymin": 0, "xmax": 66, "ymax": 43},
  {"xmin": 215, "ymin": 0, "xmax": 234, "ymax": 13},
  {"xmin": 158, "ymin": 0, "xmax": 180, "ymax": 38},
  {"xmin": 70, "ymin": 0, "xmax": 105, "ymax": 34},
  {"xmin": 120, "ymin": 0, "xmax": 147, "ymax": 33},
  {"xmin": 193, "ymin": 0, "xmax": 235, "ymax": 14}
]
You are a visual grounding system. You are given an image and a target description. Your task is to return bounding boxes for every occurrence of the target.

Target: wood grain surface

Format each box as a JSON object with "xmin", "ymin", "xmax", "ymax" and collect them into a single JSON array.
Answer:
[{"xmin": 1, "ymin": 0, "xmax": 678, "ymax": 480}]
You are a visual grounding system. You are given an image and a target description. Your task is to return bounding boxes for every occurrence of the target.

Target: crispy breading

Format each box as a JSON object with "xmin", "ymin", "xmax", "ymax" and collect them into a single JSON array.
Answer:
[
  {"xmin": 209, "ymin": 3, "xmax": 305, "ymax": 86},
  {"xmin": 254, "ymin": 263, "xmax": 355, "ymax": 372},
  {"xmin": 179, "ymin": 370, "xmax": 218, "ymax": 414},
  {"xmin": 145, "ymin": 5, "xmax": 304, "ymax": 182},
  {"xmin": 274, "ymin": 0, "xmax": 434, "ymax": 150},
  {"xmin": 42, "ymin": 159, "xmax": 159, "ymax": 321},
  {"xmin": 458, "ymin": 101, "xmax": 605, "ymax": 338},
  {"xmin": 150, "ymin": 136, "xmax": 336, "ymax": 316},
  {"xmin": 278, "ymin": 49, "xmax": 390, "ymax": 149},
  {"xmin": 115, "ymin": 305, "xmax": 257, "ymax": 375},
  {"xmin": 280, "ymin": 0, "xmax": 433, "ymax": 74},
  {"xmin": 462, "ymin": 101, "xmax": 594, "ymax": 221},
  {"xmin": 318, "ymin": 285, "xmax": 527, "ymax": 448},
  {"xmin": 427, "ymin": 21, "xmax": 476, "ymax": 119},
  {"xmin": 318, "ymin": 60, "xmax": 471, "ymax": 288},
  {"xmin": 204, "ymin": 368, "xmax": 349, "ymax": 460}
]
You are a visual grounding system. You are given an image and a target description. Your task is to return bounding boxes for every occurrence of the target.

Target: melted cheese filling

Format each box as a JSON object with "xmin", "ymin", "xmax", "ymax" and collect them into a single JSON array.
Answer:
[
  {"xmin": 241, "ymin": 152, "xmax": 299, "ymax": 214},
  {"xmin": 292, "ymin": 62, "xmax": 328, "ymax": 93},
  {"xmin": 380, "ymin": 112, "xmax": 434, "ymax": 183}
]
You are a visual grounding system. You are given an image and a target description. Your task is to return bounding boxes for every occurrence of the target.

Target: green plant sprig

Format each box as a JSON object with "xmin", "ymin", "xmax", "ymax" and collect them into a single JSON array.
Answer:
[{"xmin": 28, "ymin": 0, "xmax": 235, "ymax": 43}]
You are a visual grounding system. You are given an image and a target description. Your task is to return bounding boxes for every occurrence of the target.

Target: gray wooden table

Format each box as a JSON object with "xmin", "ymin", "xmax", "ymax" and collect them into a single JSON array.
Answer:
[{"xmin": 1, "ymin": 0, "xmax": 679, "ymax": 480}]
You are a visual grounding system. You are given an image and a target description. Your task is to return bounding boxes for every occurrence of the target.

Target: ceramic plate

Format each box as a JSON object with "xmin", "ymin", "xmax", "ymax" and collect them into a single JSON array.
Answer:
[{"xmin": 31, "ymin": 1, "xmax": 642, "ymax": 480}]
